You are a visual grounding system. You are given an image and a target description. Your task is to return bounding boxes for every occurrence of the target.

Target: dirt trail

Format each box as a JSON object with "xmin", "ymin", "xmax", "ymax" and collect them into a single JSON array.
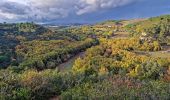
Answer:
[
  {"xmin": 134, "ymin": 45, "xmax": 170, "ymax": 58},
  {"xmin": 112, "ymin": 32, "xmax": 129, "ymax": 39},
  {"xmin": 57, "ymin": 52, "xmax": 85, "ymax": 72},
  {"xmin": 162, "ymin": 45, "xmax": 170, "ymax": 51}
]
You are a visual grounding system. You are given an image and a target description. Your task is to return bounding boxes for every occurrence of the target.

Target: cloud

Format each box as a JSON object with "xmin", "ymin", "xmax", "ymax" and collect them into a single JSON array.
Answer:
[
  {"xmin": 0, "ymin": 2, "xmax": 28, "ymax": 15},
  {"xmin": 0, "ymin": 0, "xmax": 136, "ymax": 22},
  {"xmin": 76, "ymin": 0, "xmax": 135, "ymax": 15}
]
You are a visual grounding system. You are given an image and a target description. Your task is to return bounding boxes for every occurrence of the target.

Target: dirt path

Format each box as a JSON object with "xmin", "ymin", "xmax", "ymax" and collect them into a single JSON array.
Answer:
[
  {"xmin": 57, "ymin": 52, "xmax": 85, "ymax": 72},
  {"xmin": 112, "ymin": 32, "xmax": 129, "ymax": 39},
  {"xmin": 162, "ymin": 45, "xmax": 170, "ymax": 51},
  {"xmin": 134, "ymin": 45, "xmax": 170, "ymax": 58}
]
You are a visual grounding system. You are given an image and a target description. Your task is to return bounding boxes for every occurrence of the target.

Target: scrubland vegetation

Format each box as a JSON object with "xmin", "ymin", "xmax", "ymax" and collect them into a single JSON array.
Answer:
[{"xmin": 0, "ymin": 15, "xmax": 170, "ymax": 100}]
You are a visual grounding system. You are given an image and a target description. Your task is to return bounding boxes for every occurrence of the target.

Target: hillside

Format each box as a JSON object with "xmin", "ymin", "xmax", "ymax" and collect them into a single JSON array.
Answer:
[
  {"xmin": 0, "ymin": 15, "xmax": 170, "ymax": 100},
  {"xmin": 0, "ymin": 23, "xmax": 49, "ymax": 68},
  {"xmin": 0, "ymin": 22, "xmax": 96, "ymax": 69},
  {"xmin": 125, "ymin": 15, "xmax": 170, "ymax": 44}
]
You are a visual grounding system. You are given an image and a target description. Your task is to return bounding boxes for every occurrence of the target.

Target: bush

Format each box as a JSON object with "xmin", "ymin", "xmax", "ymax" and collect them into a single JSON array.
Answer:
[
  {"xmin": 0, "ymin": 70, "xmax": 22, "ymax": 100},
  {"xmin": 61, "ymin": 76, "xmax": 170, "ymax": 100},
  {"xmin": 20, "ymin": 70, "xmax": 61, "ymax": 100}
]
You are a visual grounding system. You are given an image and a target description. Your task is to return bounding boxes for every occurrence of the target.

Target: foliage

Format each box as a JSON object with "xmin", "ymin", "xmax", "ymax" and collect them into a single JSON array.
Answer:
[
  {"xmin": 15, "ymin": 38, "xmax": 98, "ymax": 70},
  {"xmin": 72, "ymin": 38, "xmax": 166, "ymax": 80},
  {"xmin": 0, "ymin": 15, "xmax": 170, "ymax": 100},
  {"xmin": 61, "ymin": 76, "xmax": 170, "ymax": 100}
]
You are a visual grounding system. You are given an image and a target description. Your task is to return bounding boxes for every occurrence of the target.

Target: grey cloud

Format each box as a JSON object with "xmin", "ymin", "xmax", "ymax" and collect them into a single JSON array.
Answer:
[
  {"xmin": 76, "ymin": 0, "xmax": 135, "ymax": 15},
  {"xmin": 0, "ymin": 2, "xmax": 30, "ymax": 15},
  {"xmin": 0, "ymin": 0, "xmax": 136, "ymax": 22}
]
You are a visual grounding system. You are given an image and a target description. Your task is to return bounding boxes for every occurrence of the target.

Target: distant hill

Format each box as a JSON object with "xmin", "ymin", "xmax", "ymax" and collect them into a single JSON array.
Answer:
[
  {"xmin": 96, "ymin": 18, "xmax": 146, "ymax": 26},
  {"xmin": 0, "ymin": 22, "xmax": 49, "ymax": 40}
]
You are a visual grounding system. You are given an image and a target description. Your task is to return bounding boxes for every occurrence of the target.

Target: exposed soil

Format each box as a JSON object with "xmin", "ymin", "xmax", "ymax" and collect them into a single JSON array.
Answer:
[{"xmin": 57, "ymin": 52, "xmax": 85, "ymax": 72}]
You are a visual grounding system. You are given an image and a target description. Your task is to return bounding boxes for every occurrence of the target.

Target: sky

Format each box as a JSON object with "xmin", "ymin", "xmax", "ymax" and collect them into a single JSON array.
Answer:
[{"xmin": 0, "ymin": 0, "xmax": 170, "ymax": 24}]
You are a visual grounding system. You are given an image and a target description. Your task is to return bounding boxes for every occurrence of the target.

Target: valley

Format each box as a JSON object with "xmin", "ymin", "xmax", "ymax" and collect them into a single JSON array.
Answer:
[{"xmin": 0, "ymin": 15, "xmax": 170, "ymax": 100}]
